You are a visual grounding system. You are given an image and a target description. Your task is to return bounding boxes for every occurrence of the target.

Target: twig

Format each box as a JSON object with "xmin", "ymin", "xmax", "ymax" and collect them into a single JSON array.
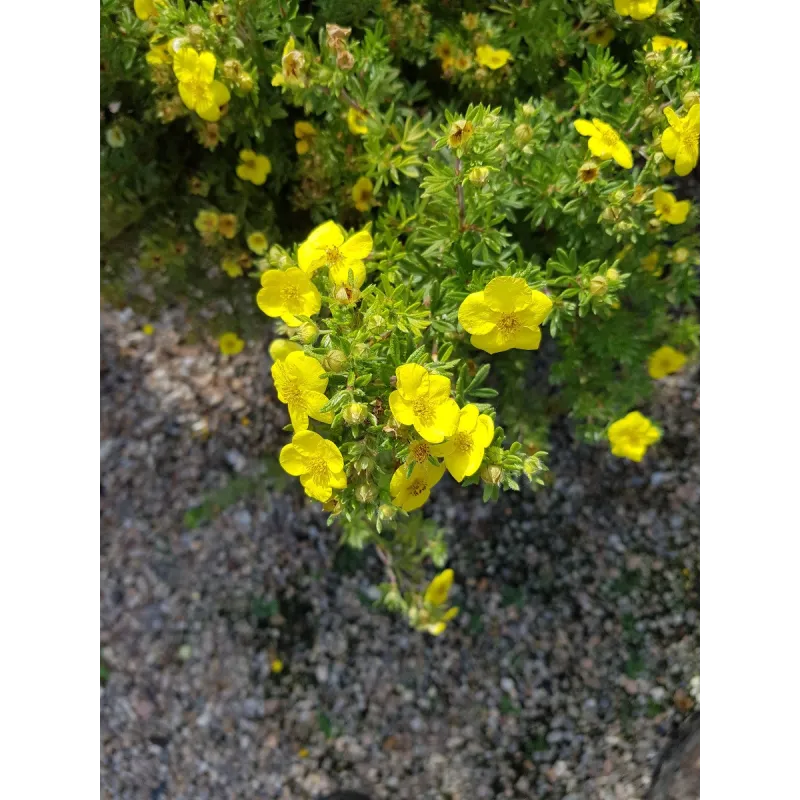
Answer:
[
  {"xmin": 375, "ymin": 546, "xmax": 398, "ymax": 586},
  {"xmin": 454, "ymin": 158, "xmax": 466, "ymax": 232}
]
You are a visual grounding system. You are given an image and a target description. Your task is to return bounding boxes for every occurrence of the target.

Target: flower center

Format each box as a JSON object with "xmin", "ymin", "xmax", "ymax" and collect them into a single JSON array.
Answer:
[
  {"xmin": 407, "ymin": 478, "xmax": 428, "ymax": 496},
  {"xmin": 497, "ymin": 313, "xmax": 520, "ymax": 336},
  {"xmin": 281, "ymin": 285, "xmax": 300, "ymax": 306},
  {"xmin": 281, "ymin": 380, "xmax": 305, "ymax": 408},
  {"xmin": 325, "ymin": 246, "xmax": 343, "ymax": 266},
  {"xmin": 601, "ymin": 128, "xmax": 619, "ymax": 148},
  {"xmin": 409, "ymin": 441, "xmax": 431, "ymax": 463},
  {"xmin": 412, "ymin": 396, "xmax": 436, "ymax": 426},
  {"xmin": 308, "ymin": 456, "xmax": 329, "ymax": 485},
  {"xmin": 679, "ymin": 126, "xmax": 699, "ymax": 152},
  {"xmin": 452, "ymin": 432, "xmax": 473, "ymax": 453}
]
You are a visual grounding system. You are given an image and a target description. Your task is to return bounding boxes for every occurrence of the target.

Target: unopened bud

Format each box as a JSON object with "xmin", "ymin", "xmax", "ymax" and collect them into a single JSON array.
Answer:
[
  {"xmin": 322, "ymin": 498, "xmax": 341, "ymax": 513},
  {"xmin": 682, "ymin": 91, "xmax": 700, "ymax": 109},
  {"xmin": 355, "ymin": 483, "xmax": 377, "ymax": 504},
  {"xmin": 352, "ymin": 343, "xmax": 370, "ymax": 359},
  {"xmin": 343, "ymin": 403, "xmax": 368, "ymax": 426},
  {"xmin": 672, "ymin": 247, "xmax": 690, "ymax": 264},
  {"xmin": 522, "ymin": 103, "xmax": 536, "ymax": 116},
  {"xmin": 589, "ymin": 275, "xmax": 608, "ymax": 297},
  {"xmin": 356, "ymin": 455, "xmax": 375, "ymax": 472},
  {"xmin": 238, "ymin": 72, "xmax": 254, "ymax": 92},
  {"xmin": 481, "ymin": 465, "xmax": 503, "ymax": 485},
  {"xmin": 468, "ymin": 166, "xmax": 489, "ymax": 185},
  {"xmin": 606, "ymin": 267, "xmax": 620, "ymax": 282},
  {"xmin": 644, "ymin": 51, "xmax": 663, "ymax": 66},
  {"xmin": 378, "ymin": 504, "xmax": 396, "ymax": 521},
  {"xmin": 514, "ymin": 123, "xmax": 533, "ymax": 145},
  {"xmin": 642, "ymin": 104, "xmax": 661, "ymax": 125},
  {"xmin": 186, "ymin": 24, "xmax": 204, "ymax": 46},
  {"xmin": 601, "ymin": 206, "xmax": 622, "ymax": 223},
  {"xmin": 267, "ymin": 245, "xmax": 292, "ymax": 269},
  {"xmin": 223, "ymin": 59, "xmax": 243, "ymax": 80},
  {"xmin": 299, "ymin": 323, "xmax": 318, "ymax": 344},
  {"xmin": 334, "ymin": 284, "xmax": 361, "ymax": 305},
  {"xmin": 322, "ymin": 349, "xmax": 347, "ymax": 373}
]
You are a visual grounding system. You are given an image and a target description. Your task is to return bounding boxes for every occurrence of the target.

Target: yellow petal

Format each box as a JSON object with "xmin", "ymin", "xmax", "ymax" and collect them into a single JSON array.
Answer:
[
  {"xmin": 444, "ymin": 448, "xmax": 472, "ymax": 482},
  {"xmin": 395, "ymin": 363, "xmax": 430, "ymax": 399},
  {"xmin": 484, "ymin": 276, "xmax": 532, "ymax": 313},
  {"xmin": 674, "ymin": 149, "xmax": 696, "ymax": 177},
  {"xmin": 211, "ymin": 80, "xmax": 230, "ymax": 105},
  {"xmin": 424, "ymin": 569, "xmax": 454, "ymax": 606},
  {"xmin": 288, "ymin": 402, "xmax": 310, "ymax": 431},
  {"xmin": 574, "ymin": 119, "xmax": 598, "ymax": 138},
  {"xmin": 173, "ymin": 47, "xmax": 199, "ymax": 83},
  {"xmin": 457, "ymin": 404, "xmax": 480, "ymax": 433},
  {"xmin": 300, "ymin": 473, "xmax": 333, "ymax": 502},
  {"xmin": 474, "ymin": 414, "xmax": 495, "ymax": 448},
  {"xmin": 458, "ymin": 291, "xmax": 499, "ymax": 335},
  {"xmin": 329, "ymin": 259, "xmax": 366, "ymax": 288},
  {"xmin": 269, "ymin": 339, "xmax": 302, "ymax": 361},
  {"xmin": 471, "ymin": 325, "xmax": 542, "ymax": 354},
  {"xmin": 661, "ymin": 128, "xmax": 679, "ymax": 160},
  {"xmin": 340, "ymin": 230, "xmax": 373, "ymax": 261},
  {"xmin": 588, "ymin": 137, "xmax": 613, "ymax": 161},
  {"xmin": 196, "ymin": 51, "xmax": 217, "ymax": 83},
  {"xmin": 612, "ymin": 141, "xmax": 633, "ymax": 169},
  {"xmin": 389, "ymin": 391, "xmax": 416, "ymax": 426},
  {"xmin": 279, "ymin": 443, "xmax": 307, "ymax": 476},
  {"xmin": 178, "ymin": 80, "xmax": 196, "ymax": 110},
  {"xmin": 522, "ymin": 290, "xmax": 554, "ymax": 326},
  {"xmin": 329, "ymin": 469, "xmax": 347, "ymax": 489}
]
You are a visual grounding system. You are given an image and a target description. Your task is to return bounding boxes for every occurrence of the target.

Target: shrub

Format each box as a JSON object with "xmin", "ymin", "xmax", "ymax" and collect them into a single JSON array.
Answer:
[{"xmin": 101, "ymin": 0, "xmax": 700, "ymax": 634}]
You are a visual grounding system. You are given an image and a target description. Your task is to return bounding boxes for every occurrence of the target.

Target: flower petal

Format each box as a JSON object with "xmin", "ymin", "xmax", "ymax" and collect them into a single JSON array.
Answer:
[
  {"xmin": 484, "ymin": 276, "xmax": 532, "ymax": 313},
  {"xmin": 457, "ymin": 404, "xmax": 480, "ymax": 433},
  {"xmin": 321, "ymin": 439, "xmax": 344, "ymax": 472},
  {"xmin": 574, "ymin": 119, "xmax": 598, "ymax": 138},
  {"xmin": 329, "ymin": 469, "xmax": 347, "ymax": 489},
  {"xmin": 340, "ymin": 230, "xmax": 373, "ymax": 261},
  {"xmin": 329, "ymin": 258, "xmax": 366, "ymax": 288},
  {"xmin": 288, "ymin": 402, "xmax": 310, "ymax": 431},
  {"xmin": 474, "ymin": 414, "xmax": 495, "ymax": 448},
  {"xmin": 279, "ymin": 443, "xmax": 307, "ymax": 476},
  {"xmin": 522, "ymin": 290, "xmax": 553, "ymax": 326},
  {"xmin": 674, "ymin": 148, "xmax": 695, "ymax": 177},
  {"xmin": 660, "ymin": 128, "xmax": 679, "ymax": 160},
  {"xmin": 300, "ymin": 473, "xmax": 333, "ymax": 502},
  {"xmin": 444, "ymin": 448, "xmax": 472, "ymax": 482},
  {"xmin": 196, "ymin": 51, "xmax": 217, "ymax": 82},
  {"xmin": 389, "ymin": 391, "xmax": 416, "ymax": 426},
  {"xmin": 612, "ymin": 141, "xmax": 633, "ymax": 169},
  {"xmin": 395, "ymin": 363, "xmax": 430, "ymax": 399},
  {"xmin": 306, "ymin": 391, "xmax": 334, "ymax": 425},
  {"xmin": 458, "ymin": 291, "xmax": 499, "ymax": 334}
]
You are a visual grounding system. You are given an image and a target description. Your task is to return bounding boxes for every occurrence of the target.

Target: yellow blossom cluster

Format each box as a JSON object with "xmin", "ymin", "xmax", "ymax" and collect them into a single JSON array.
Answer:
[{"xmin": 173, "ymin": 46, "xmax": 230, "ymax": 122}]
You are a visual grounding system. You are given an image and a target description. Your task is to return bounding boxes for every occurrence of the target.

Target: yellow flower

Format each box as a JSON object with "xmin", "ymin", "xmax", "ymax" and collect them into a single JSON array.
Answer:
[
  {"xmin": 468, "ymin": 166, "xmax": 490, "ymax": 185},
  {"xmin": 425, "ymin": 569, "xmax": 454, "ymax": 606},
  {"xmin": 588, "ymin": 26, "xmax": 616, "ymax": 47},
  {"xmin": 650, "ymin": 36, "xmax": 688, "ymax": 52},
  {"xmin": 574, "ymin": 119, "xmax": 633, "ymax": 169},
  {"xmin": 247, "ymin": 231, "xmax": 268, "ymax": 254},
  {"xmin": 475, "ymin": 45, "xmax": 512, "ymax": 70},
  {"xmin": 270, "ymin": 658, "xmax": 284, "ymax": 674},
  {"xmin": 222, "ymin": 257, "xmax": 243, "ymax": 278},
  {"xmin": 146, "ymin": 42, "xmax": 171, "ymax": 66},
  {"xmin": 173, "ymin": 47, "xmax": 231, "ymax": 122},
  {"xmin": 279, "ymin": 430, "xmax": 347, "ymax": 502},
  {"xmin": 297, "ymin": 220, "xmax": 372, "ymax": 287},
  {"xmin": 430, "ymin": 404, "xmax": 495, "ymax": 482},
  {"xmin": 653, "ymin": 189, "xmax": 690, "ymax": 225},
  {"xmin": 142, "ymin": 324, "xmax": 154, "ymax": 335},
  {"xmin": 453, "ymin": 52, "xmax": 473, "ymax": 71},
  {"xmin": 388, "ymin": 363, "xmax": 460, "ymax": 444},
  {"xmin": 578, "ymin": 160, "xmax": 599, "ymax": 183},
  {"xmin": 236, "ymin": 149, "xmax": 272, "ymax": 185},
  {"xmin": 194, "ymin": 209, "xmax": 219, "ymax": 235},
  {"xmin": 271, "ymin": 37, "xmax": 306, "ymax": 87},
  {"xmin": 257, "ymin": 268, "xmax": 322, "ymax": 326},
  {"xmin": 134, "ymin": 0, "xmax": 161, "ymax": 20},
  {"xmin": 271, "ymin": 351, "xmax": 334, "ymax": 431},
  {"xmin": 421, "ymin": 607, "xmax": 460, "ymax": 636},
  {"xmin": 351, "ymin": 177, "xmax": 374, "ymax": 212},
  {"xmin": 448, "ymin": 119, "xmax": 474, "ymax": 150},
  {"xmin": 294, "ymin": 121, "xmax": 317, "ymax": 154},
  {"xmin": 661, "ymin": 105, "xmax": 699, "ymax": 176},
  {"xmin": 219, "ymin": 332, "xmax": 245, "ymax": 355},
  {"xmin": 614, "ymin": 0, "xmax": 658, "ymax": 20},
  {"xmin": 647, "ymin": 346, "xmax": 687, "ymax": 379},
  {"xmin": 458, "ymin": 276, "xmax": 553, "ymax": 355},
  {"xmin": 298, "ymin": 748, "xmax": 309, "ymax": 758},
  {"xmin": 640, "ymin": 251, "xmax": 661, "ymax": 274},
  {"xmin": 218, "ymin": 213, "xmax": 238, "ymax": 239},
  {"xmin": 608, "ymin": 411, "xmax": 660, "ymax": 462},
  {"xmin": 269, "ymin": 339, "xmax": 302, "ymax": 362},
  {"xmin": 347, "ymin": 107, "xmax": 368, "ymax": 135},
  {"xmin": 390, "ymin": 460, "xmax": 447, "ymax": 512}
]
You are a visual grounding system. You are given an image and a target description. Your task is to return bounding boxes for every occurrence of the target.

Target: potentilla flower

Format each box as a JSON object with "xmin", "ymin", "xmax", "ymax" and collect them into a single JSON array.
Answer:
[
  {"xmin": 458, "ymin": 276, "xmax": 553, "ymax": 354},
  {"xmin": 268, "ymin": 339, "xmax": 302, "ymax": 362},
  {"xmin": 257, "ymin": 268, "xmax": 322, "ymax": 326},
  {"xmin": 194, "ymin": 209, "xmax": 219, "ymax": 235},
  {"xmin": 222, "ymin": 257, "xmax": 243, "ymax": 278},
  {"xmin": 218, "ymin": 213, "xmax": 238, "ymax": 239},
  {"xmin": 475, "ymin": 44, "xmax": 512, "ymax": 70},
  {"xmin": 134, "ymin": 0, "xmax": 161, "ymax": 21},
  {"xmin": 219, "ymin": 332, "xmax": 245, "ymax": 355},
  {"xmin": 448, "ymin": 119, "xmax": 474, "ymax": 150},
  {"xmin": 608, "ymin": 411, "xmax": 660, "ymax": 462},
  {"xmin": 297, "ymin": 220, "xmax": 372, "ymax": 287},
  {"xmin": 661, "ymin": 105, "xmax": 699, "ymax": 176},
  {"xmin": 271, "ymin": 351, "xmax": 334, "ymax": 431},
  {"xmin": 173, "ymin": 47, "xmax": 230, "ymax": 122},
  {"xmin": 236, "ymin": 149, "xmax": 272, "ymax": 185},
  {"xmin": 247, "ymin": 231, "xmax": 268, "ymax": 255},
  {"xmin": 271, "ymin": 37, "xmax": 306, "ymax": 87},
  {"xmin": 574, "ymin": 118, "xmax": 633, "ymax": 169},
  {"xmin": 614, "ymin": 0, "xmax": 658, "ymax": 20},
  {"xmin": 279, "ymin": 430, "xmax": 347, "ymax": 502},
  {"xmin": 146, "ymin": 42, "xmax": 171, "ymax": 66},
  {"xmin": 347, "ymin": 107, "xmax": 368, "ymax": 135},
  {"xmin": 425, "ymin": 569, "xmax": 454, "ymax": 606},
  {"xmin": 418, "ymin": 569, "xmax": 459, "ymax": 635},
  {"xmin": 647, "ymin": 346, "xmax": 687, "ymax": 379},
  {"xmin": 351, "ymin": 177, "xmax": 374, "ymax": 212},
  {"xmin": 653, "ymin": 189, "xmax": 690, "ymax": 225},
  {"xmin": 430, "ymin": 404, "xmax": 495, "ymax": 482},
  {"xmin": 294, "ymin": 121, "xmax": 317, "ymax": 155},
  {"xmin": 650, "ymin": 36, "xmax": 688, "ymax": 52},
  {"xmin": 390, "ymin": 460, "xmax": 447, "ymax": 512},
  {"xmin": 388, "ymin": 363, "xmax": 460, "ymax": 444},
  {"xmin": 588, "ymin": 25, "xmax": 616, "ymax": 47}
]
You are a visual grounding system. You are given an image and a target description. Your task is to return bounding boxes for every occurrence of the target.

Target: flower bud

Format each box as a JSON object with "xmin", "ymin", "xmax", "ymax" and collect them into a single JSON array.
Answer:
[
  {"xmin": 682, "ymin": 91, "xmax": 700, "ymax": 110},
  {"xmin": 468, "ymin": 167, "xmax": 489, "ymax": 185},
  {"xmin": 647, "ymin": 218, "xmax": 663, "ymax": 233},
  {"xmin": 378, "ymin": 504, "xmax": 396, "ymax": 521},
  {"xmin": 672, "ymin": 247, "xmax": 690, "ymax": 264},
  {"xmin": 644, "ymin": 51, "xmax": 663, "ymax": 66},
  {"xmin": 355, "ymin": 483, "xmax": 377, "ymax": 504},
  {"xmin": 521, "ymin": 103, "xmax": 536, "ymax": 116},
  {"xmin": 322, "ymin": 498, "xmax": 341, "ymax": 513},
  {"xmin": 658, "ymin": 160, "xmax": 673, "ymax": 177},
  {"xmin": 238, "ymin": 72, "xmax": 254, "ymax": 92},
  {"xmin": 523, "ymin": 455, "xmax": 543, "ymax": 478},
  {"xmin": 336, "ymin": 49, "xmax": 355, "ymax": 71},
  {"xmin": 223, "ymin": 59, "xmax": 243, "ymax": 80},
  {"xmin": 299, "ymin": 323, "xmax": 318, "ymax": 344},
  {"xmin": 448, "ymin": 119, "xmax": 474, "ymax": 150},
  {"xmin": 343, "ymin": 403, "xmax": 368, "ymax": 426},
  {"xmin": 352, "ymin": 343, "xmax": 370, "ymax": 359},
  {"xmin": 606, "ymin": 267, "xmax": 620, "ymax": 282},
  {"xmin": 481, "ymin": 465, "xmax": 503, "ymax": 485},
  {"xmin": 334, "ymin": 285, "xmax": 361, "ymax": 305},
  {"xmin": 267, "ymin": 245, "xmax": 292, "ymax": 269},
  {"xmin": 322, "ymin": 349, "xmax": 347, "ymax": 373},
  {"xmin": 514, "ymin": 123, "xmax": 533, "ymax": 145},
  {"xmin": 356, "ymin": 455, "xmax": 375, "ymax": 472},
  {"xmin": 589, "ymin": 275, "xmax": 608, "ymax": 297},
  {"xmin": 106, "ymin": 125, "xmax": 125, "ymax": 148},
  {"xmin": 186, "ymin": 24, "xmax": 204, "ymax": 47},
  {"xmin": 208, "ymin": 3, "xmax": 228, "ymax": 25},
  {"xmin": 601, "ymin": 206, "xmax": 622, "ymax": 223}
]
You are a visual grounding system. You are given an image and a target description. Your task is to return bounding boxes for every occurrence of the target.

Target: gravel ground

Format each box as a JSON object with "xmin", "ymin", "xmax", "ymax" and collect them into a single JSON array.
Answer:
[{"xmin": 101, "ymin": 306, "xmax": 699, "ymax": 800}]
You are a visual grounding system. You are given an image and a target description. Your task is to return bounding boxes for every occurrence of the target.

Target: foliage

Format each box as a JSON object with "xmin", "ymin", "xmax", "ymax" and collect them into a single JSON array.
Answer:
[{"xmin": 101, "ymin": 0, "xmax": 700, "ymax": 634}]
